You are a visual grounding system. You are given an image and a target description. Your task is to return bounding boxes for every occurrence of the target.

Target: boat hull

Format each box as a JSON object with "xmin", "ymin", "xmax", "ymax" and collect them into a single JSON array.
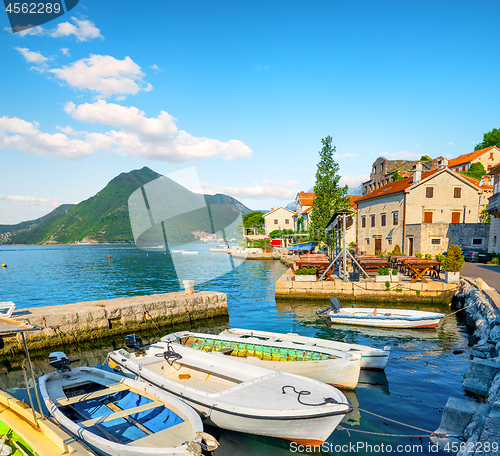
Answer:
[
  {"xmin": 327, "ymin": 308, "xmax": 445, "ymax": 329},
  {"xmin": 220, "ymin": 328, "xmax": 391, "ymax": 370},
  {"xmin": 39, "ymin": 367, "xmax": 207, "ymax": 456},
  {"xmin": 108, "ymin": 344, "xmax": 351, "ymax": 444}
]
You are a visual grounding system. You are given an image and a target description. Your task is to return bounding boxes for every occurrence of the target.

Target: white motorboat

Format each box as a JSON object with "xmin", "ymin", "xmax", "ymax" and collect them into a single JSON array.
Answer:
[
  {"xmin": 181, "ymin": 251, "xmax": 198, "ymax": 255},
  {"xmin": 108, "ymin": 336, "xmax": 352, "ymax": 445},
  {"xmin": 220, "ymin": 327, "xmax": 391, "ymax": 370},
  {"xmin": 162, "ymin": 330, "xmax": 361, "ymax": 388},
  {"xmin": 324, "ymin": 298, "xmax": 445, "ymax": 329},
  {"xmin": 39, "ymin": 353, "xmax": 218, "ymax": 456}
]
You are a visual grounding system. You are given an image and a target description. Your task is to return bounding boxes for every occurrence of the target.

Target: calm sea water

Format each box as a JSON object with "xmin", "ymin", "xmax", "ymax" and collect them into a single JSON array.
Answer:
[{"xmin": 0, "ymin": 244, "xmax": 477, "ymax": 455}]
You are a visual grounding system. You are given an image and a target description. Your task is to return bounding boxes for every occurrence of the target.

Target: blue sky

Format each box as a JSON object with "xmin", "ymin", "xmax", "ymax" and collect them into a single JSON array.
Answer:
[{"xmin": 1, "ymin": 0, "xmax": 500, "ymax": 224}]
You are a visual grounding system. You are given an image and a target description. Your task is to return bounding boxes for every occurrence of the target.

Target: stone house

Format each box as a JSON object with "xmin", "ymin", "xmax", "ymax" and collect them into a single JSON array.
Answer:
[
  {"xmin": 448, "ymin": 145, "xmax": 500, "ymax": 174},
  {"xmin": 263, "ymin": 206, "xmax": 295, "ymax": 236},
  {"xmin": 361, "ymin": 156, "xmax": 446, "ymax": 195},
  {"xmin": 294, "ymin": 192, "xmax": 315, "ymax": 230},
  {"xmin": 356, "ymin": 164, "xmax": 489, "ymax": 256},
  {"xmin": 487, "ymin": 163, "xmax": 500, "ymax": 253}
]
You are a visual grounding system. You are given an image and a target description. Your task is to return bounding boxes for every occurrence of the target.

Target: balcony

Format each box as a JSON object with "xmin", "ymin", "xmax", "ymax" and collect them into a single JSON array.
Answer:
[{"xmin": 488, "ymin": 193, "xmax": 500, "ymax": 217}]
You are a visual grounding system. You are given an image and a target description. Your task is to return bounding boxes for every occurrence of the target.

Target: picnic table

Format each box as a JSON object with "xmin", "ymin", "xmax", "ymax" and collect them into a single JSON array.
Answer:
[
  {"xmin": 406, "ymin": 260, "xmax": 443, "ymax": 283},
  {"xmin": 355, "ymin": 258, "xmax": 390, "ymax": 271},
  {"xmin": 291, "ymin": 257, "xmax": 334, "ymax": 281}
]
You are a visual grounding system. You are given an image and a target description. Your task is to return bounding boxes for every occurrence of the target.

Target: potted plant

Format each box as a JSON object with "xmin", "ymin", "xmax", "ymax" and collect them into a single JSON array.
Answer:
[
  {"xmin": 375, "ymin": 267, "xmax": 391, "ymax": 283},
  {"xmin": 294, "ymin": 267, "xmax": 318, "ymax": 282},
  {"xmin": 443, "ymin": 245, "xmax": 464, "ymax": 283},
  {"xmin": 390, "ymin": 268, "xmax": 399, "ymax": 282}
]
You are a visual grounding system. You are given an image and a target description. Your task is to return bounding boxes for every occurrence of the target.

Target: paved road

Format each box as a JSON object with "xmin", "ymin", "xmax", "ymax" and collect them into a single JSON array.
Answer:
[{"xmin": 462, "ymin": 262, "xmax": 500, "ymax": 292}]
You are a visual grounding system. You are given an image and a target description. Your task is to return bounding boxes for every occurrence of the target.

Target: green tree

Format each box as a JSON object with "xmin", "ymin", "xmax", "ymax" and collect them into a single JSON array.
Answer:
[
  {"xmin": 475, "ymin": 127, "xmax": 500, "ymax": 151},
  {"xmin": 461, "ymin": 162, "xmax": 487, "ymax": 181},
  {"xmin": 420, "ymin": 155, "xmax": 432, "ymax": 161},
  {"xmin": 392, "ymin": 170, "xmax": 404, "ymax": 181},
  {"xmin": 242, "ymin": 211, "xmax": 264, "ymax": 228},
  {"xmin": 480, "ymin": 205, "xmax": 491, "ymax": 224},
  {"xmin": 308, "ymin": 136, "xmax": 348, "ymax": 244}
]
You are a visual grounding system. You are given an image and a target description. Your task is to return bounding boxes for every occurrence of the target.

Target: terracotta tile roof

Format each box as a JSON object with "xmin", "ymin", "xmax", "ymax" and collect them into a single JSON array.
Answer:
[
  {"xmin": 302, "ymin": 206, "xmax": 313, "ymax": 214},
  {"xmin": 448, "ymin": 146, "xmax": 495, "ymax": 167},
  {"xmin": 346, "ymin": 195, "xmax": 363, "ymax": 210},
  {"xmin": 297, "ymin": 191, "xmax": 315, "ymax": 206},
  {"xmin": 488, "ymin": 162, "xmax": 500, "ymax": 175},
  {"xmin": 356, "ymin": 168, "xmax": 482, "ymax": 204}
]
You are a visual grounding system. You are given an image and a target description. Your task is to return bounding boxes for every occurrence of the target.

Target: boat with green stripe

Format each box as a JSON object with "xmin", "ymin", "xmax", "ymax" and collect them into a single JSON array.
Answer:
[{"xmin": 162, "ymin": 331, "xmax": 361, "ymax": 389}]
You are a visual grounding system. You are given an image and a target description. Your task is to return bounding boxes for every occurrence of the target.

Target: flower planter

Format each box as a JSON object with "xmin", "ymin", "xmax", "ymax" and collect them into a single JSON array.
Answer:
[
  {"xmin": 445, "ymin": 271, "xmax": 460, "ymax": 283},
  {"xmin": 390, "ymin": 274, "xmax": 399, "ymax": 282},
  {"xmin": 294, "ymin": 275, "xmax": 318, "ymax": 282},
  {"xmin": 375, "ymin": 275, "xmax": 391, "ymax": 283}
]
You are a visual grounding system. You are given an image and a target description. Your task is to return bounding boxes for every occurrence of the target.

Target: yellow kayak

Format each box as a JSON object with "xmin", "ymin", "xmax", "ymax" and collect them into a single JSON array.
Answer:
[{"xmin": 0, "ymin": 389, "xmax": 94, "ymax": 456}]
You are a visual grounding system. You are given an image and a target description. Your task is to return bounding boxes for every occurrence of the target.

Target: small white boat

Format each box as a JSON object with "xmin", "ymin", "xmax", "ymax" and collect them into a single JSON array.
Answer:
[
  {"xmin": 0, "ymin": 301, "xmax": 15, "ymax": 318},
  {"xmin": 170, "ymin": 249, "xmax": 186, "ymax": 253},
  {"xmin": 324, "ymin": 298, "xmax": 445, "ymax": 329},
  {"xmin": 163, "ymin": 330, "xmax": 361, "ymax": 388},
  {"xmin": 181, "ymin": 251, "xmax": 198, "ymax": 255},
  {"xmin": 108, "ymin": 337, "xmax": 352, "ymax": 445},
  {"xmin": 39, "ymin": 354, "xmax": 218, "ymax": 456},
  {"xmin": 220, "ymin": 328, "xmax": 391, "ymax": 370}
]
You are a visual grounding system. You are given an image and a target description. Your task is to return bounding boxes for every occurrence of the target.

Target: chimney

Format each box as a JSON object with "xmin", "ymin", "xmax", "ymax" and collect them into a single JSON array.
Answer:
[
  {"xmin": 438, "ymin": 158, "xmax": 448, "ymax": 170},
  {"xmin": 271, "ymin": 205, "xmax": 274, "ymax": 211},
  {"xmin": 413, "ymin": 162, "xmax": 422, "ymax": 184}
]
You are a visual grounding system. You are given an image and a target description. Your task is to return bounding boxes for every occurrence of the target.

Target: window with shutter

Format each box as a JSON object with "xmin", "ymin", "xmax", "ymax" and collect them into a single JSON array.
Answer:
[
  {"xmin": 423, "ymin": 212, "xmax": 433, "ymax": 223},
  {"xmin": 274, "ymin": 219, "xmax": 278, "ymax": 224},
  {"xmin": 381, "ymin": 214, "xmax": 386, "ymax": 226},
  {"xmin": 426, "ymin": 187, "xmax": 434, "ymax": 198},
  {"xmin": 393, "ymin": 212, "xmax": 399, "ymax": 225},
  {"xmin": 371, "ymin": 216, "xmax": 375, "ymax": 227},
  {"xmin": 361, "ymin": 216, "xmax": 366, "ymax": 228},
  {"xmin": 451, "ymin": 212, "xmax": 460, "ymax": 223},
  {"xmin": 454, "ymin": 187, "xmax": 462, "ymax": 198}
]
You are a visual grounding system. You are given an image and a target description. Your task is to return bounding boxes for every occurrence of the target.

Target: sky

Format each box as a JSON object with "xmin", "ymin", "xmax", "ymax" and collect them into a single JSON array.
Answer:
[{"xmin": 1, "ymin": 0, "xmax": 500, "ymax": 224}]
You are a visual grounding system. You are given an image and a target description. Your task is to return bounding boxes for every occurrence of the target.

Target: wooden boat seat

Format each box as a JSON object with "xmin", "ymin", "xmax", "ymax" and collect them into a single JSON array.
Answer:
[
  {"xmin": 127, "ymin": 420, "xmax": 193, "ymax": 448},
  {"xmin": 56, "ymin": 383, "xmax": 129, "ymax": 406},
  {"xmin": 78, "ymin": 400, "xmax": 163, "ymax": 428}
]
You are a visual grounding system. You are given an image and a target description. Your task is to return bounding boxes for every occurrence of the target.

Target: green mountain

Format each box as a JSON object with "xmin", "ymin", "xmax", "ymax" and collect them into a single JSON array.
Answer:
[{"xmin": 6, "ymin": 167, "xmax": 251, "ymax": 245}]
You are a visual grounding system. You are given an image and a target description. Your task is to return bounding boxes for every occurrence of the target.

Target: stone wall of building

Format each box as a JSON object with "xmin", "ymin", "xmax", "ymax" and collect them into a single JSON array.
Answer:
[
  {"xmin": 406, "ymin": 171, "xmax": 480, "ymax": 225},
  {"xmin": 357, "ymin": 193, "xmax": 404, "ymax": 254},
  {"xmin": 406, "ymin": 223, "xmax": 490, "ymax": 255},
  {"xmin": 488, "ymin": 215, "xmax": 500, "ymax": 253},
  {"xmin": 263, "ymin": 207, "xmax": 294, "ymax": 235}
]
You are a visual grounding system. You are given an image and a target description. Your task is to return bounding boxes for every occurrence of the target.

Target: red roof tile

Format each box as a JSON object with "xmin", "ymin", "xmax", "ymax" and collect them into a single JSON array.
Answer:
[
  {"xmin": 448, "ymin": 146, "xmax": 495, "ymax": 168},
  {"xmin": 297, "ymin": 191, "xmax": 315, "ymax": 206}
]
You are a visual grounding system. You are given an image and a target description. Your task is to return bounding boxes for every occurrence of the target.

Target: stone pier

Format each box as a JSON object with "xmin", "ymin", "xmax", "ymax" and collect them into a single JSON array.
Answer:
[{"xmin": 1, "ymin": 291, "xmax": 227, "ymax": 355}]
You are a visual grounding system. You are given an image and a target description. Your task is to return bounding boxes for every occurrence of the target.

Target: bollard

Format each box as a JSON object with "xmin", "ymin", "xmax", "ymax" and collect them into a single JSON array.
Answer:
[{"xmin": 183, "ymin": 280, "xmax": 195, "ymax": 295}]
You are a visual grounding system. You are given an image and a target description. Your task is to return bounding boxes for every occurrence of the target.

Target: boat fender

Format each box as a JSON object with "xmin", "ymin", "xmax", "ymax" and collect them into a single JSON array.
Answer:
[
  {"xmin": 1, "ymin": 264, "xmax": 6, "ymax": 268},
  {"xmin": 373, "ymin": 309, "xmax": 377, "ymax": 316},
  {"xmin": 193, "ymin": 432, "xmax": 219, "ymax": 452}
]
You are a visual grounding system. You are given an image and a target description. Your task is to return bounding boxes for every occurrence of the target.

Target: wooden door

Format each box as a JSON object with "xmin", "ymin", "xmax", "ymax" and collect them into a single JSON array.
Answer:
[
  {"xmin": 451, "ymin": 212, "xmax": 460, "ymax": 223},
  {"xmin": 375, "ymin": 239, "xmax": 382, "ymax": 253},
  {"xmin": 408, "ymin": 237, "xmax": 414, "ymax": 256}
]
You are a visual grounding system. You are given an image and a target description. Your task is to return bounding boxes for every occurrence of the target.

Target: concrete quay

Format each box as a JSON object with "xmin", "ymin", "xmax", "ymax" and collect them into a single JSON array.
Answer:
[
  {"xmin": 275, "ymin": 270, "xmax": 458, "ymax": 303},
  {"xmin": 433, "ymin": 279, "xmax": 500, "ymax": 454},
  {"xmin": 2, "ymin": 291, "xmax": 227, "ymax": 356}
]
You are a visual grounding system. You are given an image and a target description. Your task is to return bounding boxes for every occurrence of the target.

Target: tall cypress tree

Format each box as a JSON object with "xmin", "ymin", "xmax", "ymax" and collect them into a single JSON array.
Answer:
[{"xmin": 308, "ymin": 136, "xmax": 348, "ymax": 244}]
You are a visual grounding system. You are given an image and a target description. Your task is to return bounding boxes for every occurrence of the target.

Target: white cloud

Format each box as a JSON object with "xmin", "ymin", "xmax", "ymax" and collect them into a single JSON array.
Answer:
[
  {"xmin": 15, "ymin": 47, "xmax": 47, "ymax": 64},
  {"xmin": 0, "ymin": 116, "xmax": 94, "ymax": 159},
  {"xmin": 65, "ymin": 100, "xmax": 253, "ymax": 162},
  {"xmin": 0, "ymin": 194, "xmax": 73, "ymax": 207},
  {"xmin": 339, "ymin": 174, "xmax": 370, "ymax": 187},
  {"xmin": 49, "ymin": 55, "xmax": 151, "ymax": 99},
  {"xmin": 281, "ymin": 180, "xmax": 300, "ymax": 187},
  {"xmin": 61, "ymin": 48, "xmax": 70, "ymax": 56},
  {"xmin": 338, "ymin": 153, "xmax": 357, "ymax": 158},
  {"xmin": 202, "ymin": 181, "xmax": 296, "ymax": 200},
  {"xmin": 49, "ymin": 17, "xmax": 102, "ymax": 41},
  {"xmin": 385, "ymin": 151, "xmax": 421, "ymax": 159},
  {"xmin": 445, "ymin": 142, "xmax": 454, "ymax": 146},
  {"xmin": 150, "ymin": 64, "xmax": 162, "ymax": 72},
  {"xmin": 8, "ymin": 18, "xmax": 102, "ymax": 41},
  {"xmin": 56, "ymin": 125, "xmax": 81, "ymax": 136}
]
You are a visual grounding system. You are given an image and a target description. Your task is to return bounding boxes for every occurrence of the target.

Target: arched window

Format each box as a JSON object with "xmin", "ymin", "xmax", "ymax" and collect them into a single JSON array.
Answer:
[{"xmin": 494, "ymin": 236, "xmax": 497, "ymax": 247}]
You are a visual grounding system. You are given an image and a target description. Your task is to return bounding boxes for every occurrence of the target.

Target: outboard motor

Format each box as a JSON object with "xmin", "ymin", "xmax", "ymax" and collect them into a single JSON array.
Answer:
[
  {"xmin": 48, "ymin": 352, "xmax": 80, "ymax": 372},
  {"xmin": 125, "ymin": 334, "xmax": 144, "ymax": 351},
  {"xmin": 315, "ymin": 297, "xmax": 343, "ymax": 315}
]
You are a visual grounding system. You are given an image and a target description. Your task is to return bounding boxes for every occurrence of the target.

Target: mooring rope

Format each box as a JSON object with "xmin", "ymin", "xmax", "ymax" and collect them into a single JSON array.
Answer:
[{"xmin": 281, "ymin": 385, "xmax": 463, "ymax": 439}]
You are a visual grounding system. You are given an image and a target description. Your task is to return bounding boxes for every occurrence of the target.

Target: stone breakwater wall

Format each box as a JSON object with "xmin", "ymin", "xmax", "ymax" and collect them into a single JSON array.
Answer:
[
  {"xmin": 433, "ymin": 279, "xmax": 500, "ymax": 454},
  {"xmin": 2, "ymin": 291, "xmax": 227, "ymax": 356},
  {"xmin": 275, "ymin": 271, "xmax": 457, "ymax": 303}
]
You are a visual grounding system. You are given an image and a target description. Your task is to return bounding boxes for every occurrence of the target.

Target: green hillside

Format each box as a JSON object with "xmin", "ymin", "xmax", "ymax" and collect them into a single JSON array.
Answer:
[
  {"xmin": 0, "ymin": 204, "xmax": 74, "ymax": 235},
  {"xmin": 7, "ymin": 167, "xmax": 251, "ymax": 245}
]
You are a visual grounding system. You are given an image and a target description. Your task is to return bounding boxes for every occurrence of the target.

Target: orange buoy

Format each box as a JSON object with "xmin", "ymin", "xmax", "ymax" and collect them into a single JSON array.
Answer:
[{"xmin": 108, "ymin": 255, "xmax": 111, "ymax": 259}]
